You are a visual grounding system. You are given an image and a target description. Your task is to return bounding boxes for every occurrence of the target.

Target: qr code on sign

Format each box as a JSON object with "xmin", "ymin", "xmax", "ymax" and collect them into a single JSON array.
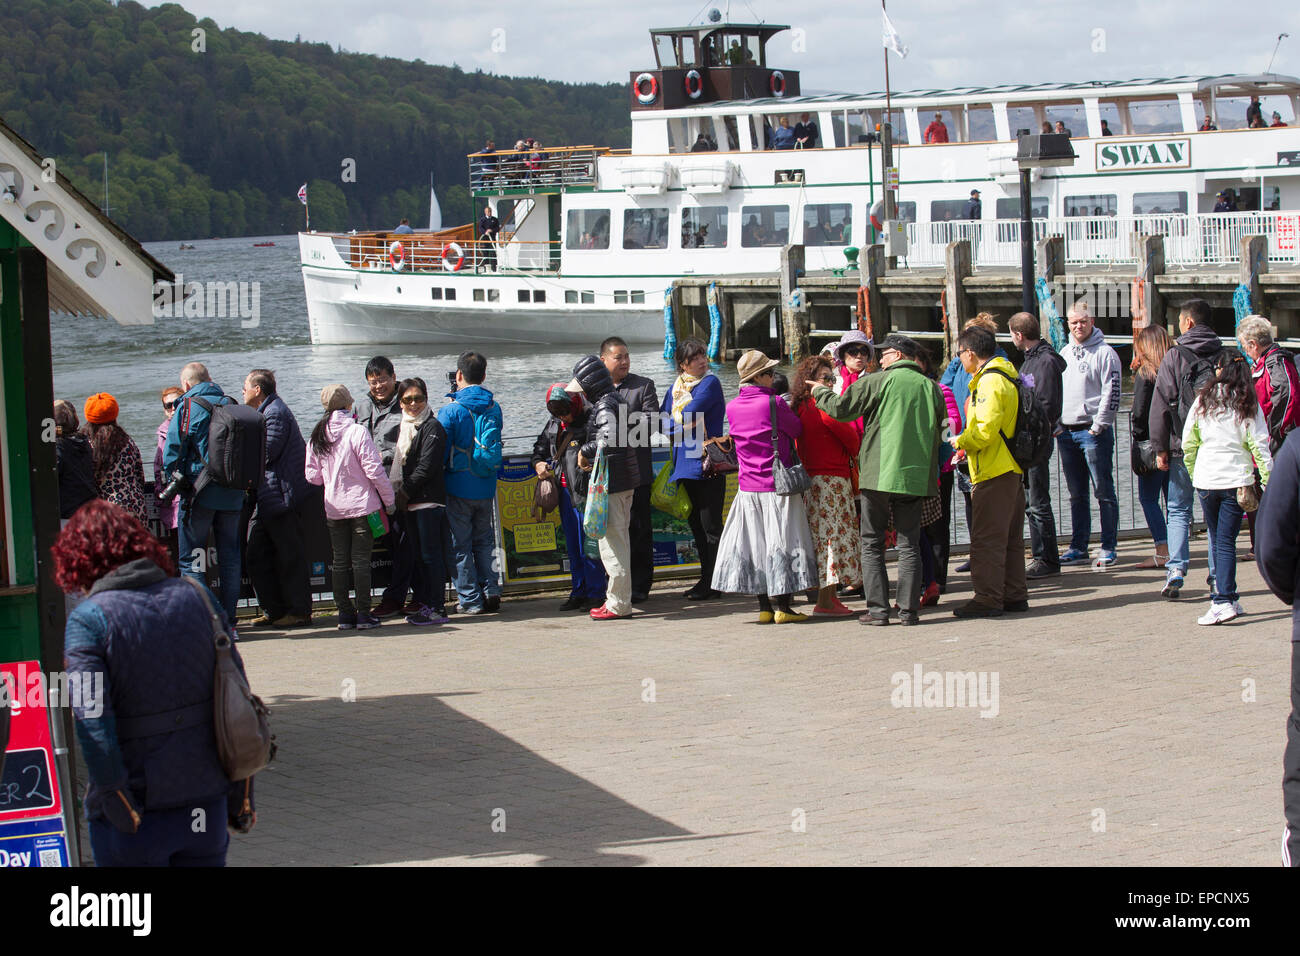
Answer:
[{"xmin": 39, "ymin": 849, "xmax": 61, "ymax": 867}]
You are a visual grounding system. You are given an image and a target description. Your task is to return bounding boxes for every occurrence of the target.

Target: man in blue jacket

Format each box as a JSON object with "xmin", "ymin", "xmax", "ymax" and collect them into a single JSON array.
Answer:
[
  {"xmin": 1254, "ymin": 429, "xmax": 1300, "ymax": 866},
  {"xmin": 242, "ymin": 369, "xmax": 312, "ymax": 627},
  {"xmin": 163, "ymin": 362, "xmax": 247, "ymax": 622},
  {"xmin": 437, "ymin": 351, "xmax": 504, "ymax": 614}
]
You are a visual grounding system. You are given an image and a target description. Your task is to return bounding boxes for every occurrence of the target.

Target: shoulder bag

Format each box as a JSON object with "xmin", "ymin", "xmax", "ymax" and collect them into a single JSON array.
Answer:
[{"xmin": 770, "ymin": 398, "xmax": 812, "ymax": 495}]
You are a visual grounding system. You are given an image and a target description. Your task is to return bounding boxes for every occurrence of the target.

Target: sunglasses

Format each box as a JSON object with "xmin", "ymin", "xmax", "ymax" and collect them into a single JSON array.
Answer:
[
  {"xmin": 400, "ymin": 395, "xmax": 427, "ymax": 405},
  {"xmin": 843, "ymin": 347, "xmax": 870, "ymax": 358},
  {"xmin": 163, "ymin": 399, "xmax": 180, "ymax": 411}
]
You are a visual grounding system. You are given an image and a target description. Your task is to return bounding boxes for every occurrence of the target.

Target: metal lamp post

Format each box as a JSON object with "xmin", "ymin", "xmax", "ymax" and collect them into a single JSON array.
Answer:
[{"xmin": 1016, "ymin": 132, "xmax": 1076, "ymax": 317}]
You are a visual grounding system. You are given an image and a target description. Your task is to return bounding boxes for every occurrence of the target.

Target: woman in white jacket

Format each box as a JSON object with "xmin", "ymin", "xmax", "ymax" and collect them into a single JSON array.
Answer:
[{"xmin": 1182, "ymin": 352, "xmax": 1272, "ymax": 625}]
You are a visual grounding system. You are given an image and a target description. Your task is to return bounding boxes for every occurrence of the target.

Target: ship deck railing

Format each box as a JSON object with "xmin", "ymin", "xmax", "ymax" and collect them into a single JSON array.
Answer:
[
  {"xmin": 468, "ymin": 145, "xmax": 610, "ymax": 194},
  {"xmin": 328, "ymin": 230, "xmax": 561, "ymax": 273},
  {"xmin": 904, "ymin": 210, "xmax": 1300, "ymax": 270}
]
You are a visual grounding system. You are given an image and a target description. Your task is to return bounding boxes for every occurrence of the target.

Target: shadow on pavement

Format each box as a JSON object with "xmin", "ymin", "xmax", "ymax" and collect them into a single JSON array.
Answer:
[{"xmin": 232, "ymin": 691, "xmax": 702, "ymax": 867}]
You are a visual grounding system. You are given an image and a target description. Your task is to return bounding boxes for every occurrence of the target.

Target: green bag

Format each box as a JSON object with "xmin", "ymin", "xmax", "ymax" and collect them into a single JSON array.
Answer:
[
  {"xmin": 649, "ymin": 459, "xmax": 692, "ymax": 521},
  {"xmin": 582, "ymin": 447, "xmax": 609, "ymax": 539}
]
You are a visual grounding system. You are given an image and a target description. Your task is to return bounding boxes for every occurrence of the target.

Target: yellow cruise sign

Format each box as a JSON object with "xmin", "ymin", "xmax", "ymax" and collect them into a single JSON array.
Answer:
[{"xmin": 1096, "ymin": 138, "xmax": 1192, "ymax": 170}]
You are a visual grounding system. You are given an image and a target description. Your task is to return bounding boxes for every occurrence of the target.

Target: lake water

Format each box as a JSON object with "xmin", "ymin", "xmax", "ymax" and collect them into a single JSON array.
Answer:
[{"xmin": 51, "ymin": 234, "xmax": 1155, "ymax": 546}]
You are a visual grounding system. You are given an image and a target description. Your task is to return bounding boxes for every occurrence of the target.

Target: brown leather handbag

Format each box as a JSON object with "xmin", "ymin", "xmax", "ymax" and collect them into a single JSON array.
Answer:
[{"xmin": 702, "ymin": 428, "xmax": 738, "ymax": 477}]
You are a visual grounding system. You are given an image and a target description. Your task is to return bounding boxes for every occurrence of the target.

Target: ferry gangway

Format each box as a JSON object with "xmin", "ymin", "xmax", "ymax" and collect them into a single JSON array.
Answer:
[{"xmin": 905, "ymin": 210, "xmax": 1300, "ymax": 270}]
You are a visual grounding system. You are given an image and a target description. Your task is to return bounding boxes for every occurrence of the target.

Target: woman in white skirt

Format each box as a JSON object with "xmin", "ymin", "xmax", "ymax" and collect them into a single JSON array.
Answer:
[{"xmin": 712, "ymin": 350, "xmax": 819, "ymax": 623}]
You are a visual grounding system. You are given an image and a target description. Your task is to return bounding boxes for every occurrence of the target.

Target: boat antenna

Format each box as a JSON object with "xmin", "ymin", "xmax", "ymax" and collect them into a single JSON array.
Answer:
[{"xmin": 1266, "ymin": 33, "xmax": 1289, "ymax": 75}]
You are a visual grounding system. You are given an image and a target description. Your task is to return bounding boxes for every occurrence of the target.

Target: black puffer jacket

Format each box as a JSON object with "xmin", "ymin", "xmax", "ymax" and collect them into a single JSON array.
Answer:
[
  {"xmin": 56, "ymin": 433, "xmax": 99, "ymax": 519},
  {"xmin": 400, "ymin": 416, "xmax": 447, "ymax": 507},
  {"xmin": 572, "ymin": 355, "xmax": 642, "ymax": 494},
  {"xmin": 532, "ymin": 409, "xmax": 592, "ymax": 510}
]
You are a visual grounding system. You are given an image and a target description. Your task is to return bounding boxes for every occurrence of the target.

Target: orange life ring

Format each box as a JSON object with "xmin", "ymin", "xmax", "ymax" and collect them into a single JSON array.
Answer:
[
  {"xmin": 388, "ymin": 240, "xmax": 405, "ymax": 270},
  {"xmin": 634, "ymin": 72, "xmax": 659, "ymax": 106},
  {"xmin": 770, "ymin": 70, "xmax": 786, "ymax": 98},
  {"xmin": 442, "ymin": 241, "xmax": 465, "ymax": 273},
  {"xmin": 684, "ymin": 70, "xmax": 703, "ymax": 100}
]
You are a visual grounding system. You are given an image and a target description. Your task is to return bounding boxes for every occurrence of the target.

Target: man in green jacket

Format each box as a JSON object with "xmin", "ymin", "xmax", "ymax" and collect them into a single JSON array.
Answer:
[
  {"xmin": 948, "ymin": 326, "xmax": 1029, "ymax": 618},
  {"xmin": 814, "ymin": 334, "xmax": 945, "ymax": 626}
]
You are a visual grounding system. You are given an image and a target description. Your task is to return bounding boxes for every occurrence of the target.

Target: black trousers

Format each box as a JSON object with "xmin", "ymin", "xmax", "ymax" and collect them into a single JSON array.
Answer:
[
  {"xmin": 1286, "ymin": 640, "xmax": 1300, "ymax": 866},
  {"xmin": 932, "ymin": 470, "xmax": 954, "ymax": 588},
  {"xmin": 380, "ymin": 511, "xmax": 420, "ymax": 607},
  {"xmin": 1024, "ymin": 455, "xmax": 1060, "ymax": 567},
  {"xmin": 629, "ymin": 483, "xmax": 655, "ymax": 597},
  {"xmin": 683, "ymin": 475, "xmax": 725, "ymax": 590},
  {"xmin": 246, "ymin": 507, "xmax": 311, "ymax": 618}
]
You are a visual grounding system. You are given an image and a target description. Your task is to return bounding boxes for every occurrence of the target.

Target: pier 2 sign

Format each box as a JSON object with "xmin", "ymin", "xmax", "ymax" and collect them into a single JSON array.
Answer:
[{"xmin": 1096, "ymin": 139, "xmax": 1192, "ymax": 171}]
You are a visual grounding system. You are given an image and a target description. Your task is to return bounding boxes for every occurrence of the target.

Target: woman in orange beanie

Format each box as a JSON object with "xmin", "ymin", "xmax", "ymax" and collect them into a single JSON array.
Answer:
[{"xmin": 81, "ymin": 393, "xmax": 148, "ymax": 524}]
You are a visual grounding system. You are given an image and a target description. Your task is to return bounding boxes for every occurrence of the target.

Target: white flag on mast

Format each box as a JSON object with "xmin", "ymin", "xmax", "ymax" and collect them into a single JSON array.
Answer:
[{"xmin": 882, "ymin": 11, "xmax": 909, "ymax": 58}]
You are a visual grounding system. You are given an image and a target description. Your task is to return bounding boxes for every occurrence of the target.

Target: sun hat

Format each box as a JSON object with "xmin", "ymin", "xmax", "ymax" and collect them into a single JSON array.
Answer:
[
  {"xmin": 83, "ymin": 392, "xmax": 119, "ymax": 425},
  {"xmin": 736, "ymin": 349, "xmax": 781, "ymax": 384},
  {"xmin": 834, "ymin": 329, "xmax": 875, "ymax": 365},
  {"xmin": 320, "ymin": 384, "xmax": 353, "ymax": 410}
]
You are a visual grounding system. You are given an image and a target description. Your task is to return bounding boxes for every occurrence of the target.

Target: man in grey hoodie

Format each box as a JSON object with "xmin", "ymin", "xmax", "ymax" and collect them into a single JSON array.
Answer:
[{"xmin": 1056, "ymin": 302, "xmax": 1122, "ymax": 567}]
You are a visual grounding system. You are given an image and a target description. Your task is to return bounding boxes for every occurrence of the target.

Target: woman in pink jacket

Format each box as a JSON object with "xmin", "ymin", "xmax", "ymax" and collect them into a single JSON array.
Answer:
[
  {"xmin": 305, "ymin": 385, "xmax": 396, "ymax": 630},
  {"xmin": 711, "ymin": 350, "xmax": 818, "ymax": 624}
]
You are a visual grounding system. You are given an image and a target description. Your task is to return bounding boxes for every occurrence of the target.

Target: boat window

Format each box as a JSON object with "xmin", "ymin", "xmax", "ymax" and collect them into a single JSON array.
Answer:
[
  {"xmin": 533, "ymin": 290, "xmax": 546, "ymax": 303},
  {"xmin": 1232, "ymin": 186, "xmax": 1282, "ymax": 212},
  {"xmin": 894, "ymin": 201, "xmax": 917, "ymax": 224},
  {"xmin": 431, "ymin": 288, "xmax": 443, "ymax": 300},
  {"xmin": 682, "ymin": 206, "xmax": 729, "ymax": 248},
  {"xmin": 966, "ymin": 106, "xmax": 997, "ymax": 142},
  {"xmin": 930, "ymin": 200, "xmax": 971, "ymax": 222},
  {"xmin": 1043, "ymin": 104, "xmax": 1085, "ymax": 137},
  {"xmin": 1133, "ymin": 191, "xmax": 1188, "ymax": 215},
  {"xmin": 882, "ymin": 111, "xmax": 909, "ymax": 144},
  {"xmin": 922, "ymin": 110, "xmax": 956, "ymax": 144},
  {"xmin": 614, "ymin": 291, "xmax": 629, "ymax": 303},
  {"xmin": 624, "ymin": 208, "xmax": 670, "ymax": 249},
  {"xmin": 680, "ymin": 36, "xmax": 696, "ymax": 67},
  {"xmin": 803, "ymin": 204, "xmax": 852, "ymax": 246},
  {"xmin": 655, "ymin": 35, "xmax": 677, "ymax": 68},
  {"xmin": 1096, "ymin": 102, "xmax": 1122, "ymax": 135},
  {"xmin": 1006, "ymin": 106, "xmax": 1038, "ymax": 138},
  {"xmin": 846, "ymin": 111, "xmax": 874, "ymax": 145},
  {"xmin": 995, "ymin": 197, "xmax": 1050, "ymax": 219},
  {"xmin": 473, "ymin": 289, "xmax": 485, "ymax": 302},
  {"xmin": 741, "ymin": 205, "xmax": 790, "ymax": 247},
  {"xmin": 565, "ymin": 290, "xmax": 578, "ymax": 304},
  {"xmin": 581, "ymin": 291, "xmax": 595, "ymax": 304},
  {"xmin": 488, "ymin": 288, "xmax": 499, "ymax": 302},
  {"xmin": 566, "ymin": 209, "xmax": 611, "ymax": 250},
  {"xmin": 1064, "ymin": 194, "xmax": 1118, "ymax": 216},
  {"xmin": 518, "ymin": 290, "xmax": 529, "ymax": 303},
  {"xmin": 631, "ymin": 291, "xmax": 646, "ymax": 304},
  {"xmin": 1126, "ymin": 99, "xmax": 1183, "ymax": 134},
  {"xmin": 722, "ymin": 116, "xmax": 740, "ymax": 151},
  {"xmin": 444, "ymin": 288, "xmax": 455, "ymax": 301}
]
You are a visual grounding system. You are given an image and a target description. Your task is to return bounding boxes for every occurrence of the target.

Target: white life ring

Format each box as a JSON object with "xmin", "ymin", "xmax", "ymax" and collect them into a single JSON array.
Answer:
[
  {"xmin": 634, "ymin": 72, "xmax": 659, "ymax": 106},
  {"xmin": 684, "ymin": 69, "xmax": 703, "ymax": 100},
  {"xmin": 442, "ymin": 242, "xmax": 465, "ymax": 272},
  {"xmin": 770, "ymin": 70, "xmax": 786, "ymax": 98},
  {"xmin": 388, "ymin": 240, "xmax": 405, "ymax": 270},
  {"xmin": 869, "ymin": 200, "xmax": 885, "ymax": 231}
]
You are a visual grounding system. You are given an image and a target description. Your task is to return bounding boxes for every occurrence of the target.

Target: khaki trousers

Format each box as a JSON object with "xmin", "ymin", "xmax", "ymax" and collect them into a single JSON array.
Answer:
[
  {"xmin": 969, "ymin": 470, "xmax": 1028, "ymax": 608},
  {"xmin": 599, "ymin": 490, "xmax": 636, "ymax": 615}
]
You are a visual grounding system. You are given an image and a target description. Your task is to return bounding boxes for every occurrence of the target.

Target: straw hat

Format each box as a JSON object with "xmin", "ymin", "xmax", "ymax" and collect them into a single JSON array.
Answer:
[{"xmin": 736, "ymin": 349, "xmax": 780, "ymax": 384}]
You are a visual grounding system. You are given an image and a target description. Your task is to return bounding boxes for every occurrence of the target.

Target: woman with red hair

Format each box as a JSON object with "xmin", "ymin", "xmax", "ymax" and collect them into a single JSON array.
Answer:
[{"xmin": 52, "ymin": 500, "xmax": 256, "ymax": 866}]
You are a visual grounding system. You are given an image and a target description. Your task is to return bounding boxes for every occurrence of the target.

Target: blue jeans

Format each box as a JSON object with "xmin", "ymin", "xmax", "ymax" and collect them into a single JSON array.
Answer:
[
  {"xmin": 90, "ymin": 796, "xmax": 228, "ymax": 866},
  {"xmin": 1166, "ymin": 458, "xmax": 1216, "ymax": 583},
  {"xmin": 1136, "ymin": 468, "xmax": 1170, "ymax": 548},
  {"xmin": 559, "ymin": 492, "xmax": 606, "ymax": 602},
  {"xmin": 408, "ymin": 507, "xmax": 451, "ymax": 613},
  {"xmin": 1056, "ymin": 427, "xmax": 1119, "ymax": 553},
  {"xmin": 1198, "ymin": 488, "xmax": 1242, "ymax": 603},
  {"xmin": 178, "ymin": 503, "xmax": 242, "ymax": 622},
  {"xmin": 446, "ymin": 495, "xmax": 501, "ymax": 610}
]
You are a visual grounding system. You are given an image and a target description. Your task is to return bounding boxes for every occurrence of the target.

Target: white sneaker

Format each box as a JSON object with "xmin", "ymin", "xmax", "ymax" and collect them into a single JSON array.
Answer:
[
  {"xmin": 1232, "ymin": 600, "xmax": 1245, "ymax": 616},
  {"xmin": 1198, "ymin": 602, "xmax": 1239, "ymax": 626}
]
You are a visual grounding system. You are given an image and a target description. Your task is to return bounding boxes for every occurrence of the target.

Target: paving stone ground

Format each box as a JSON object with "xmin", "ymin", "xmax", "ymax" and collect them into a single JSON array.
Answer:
[{"xmin": 226, "ymin": 539, "xmax": 1291, "ymax": 866}]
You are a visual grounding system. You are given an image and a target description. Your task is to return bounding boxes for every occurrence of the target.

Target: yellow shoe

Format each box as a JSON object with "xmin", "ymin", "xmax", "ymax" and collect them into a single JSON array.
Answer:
[
  {"xmin": 775, "ymin": 610, "xmax": 808, "ymax": 624},
  {"xmin": 757, "ymin": 611, "xmax": 775, "ymax": 624}
]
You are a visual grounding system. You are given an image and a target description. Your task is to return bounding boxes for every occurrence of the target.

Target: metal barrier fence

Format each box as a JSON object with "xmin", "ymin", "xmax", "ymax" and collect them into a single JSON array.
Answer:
[{"xmin": 906, "ymin": 211, "xmax": 1300, "ymax": 270}]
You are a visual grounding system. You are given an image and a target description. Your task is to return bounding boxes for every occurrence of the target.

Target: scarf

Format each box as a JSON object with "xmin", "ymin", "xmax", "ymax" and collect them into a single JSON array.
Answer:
[
  {"xmin": 391, "ymin": 404, "xmax": 431, "ymax": 481},
  {"xmin": 671, "ymin": 373, "xmax": 702, "ymax": 424}
]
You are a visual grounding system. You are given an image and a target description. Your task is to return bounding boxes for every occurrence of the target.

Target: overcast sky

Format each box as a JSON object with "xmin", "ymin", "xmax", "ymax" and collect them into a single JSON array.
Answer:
[{"xmin": 172, "ymin": 0, "xmax": 1297, "ymax": 93}]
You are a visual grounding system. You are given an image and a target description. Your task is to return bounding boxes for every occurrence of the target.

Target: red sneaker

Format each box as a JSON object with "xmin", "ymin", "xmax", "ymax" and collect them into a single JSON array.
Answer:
[
  {"xmin": 920, "ymin": 582, "xmax": 941, "ymax": 607},
  {"xmin": 589, "ymin": 605, "xmax": 624, "ymax": 620}
]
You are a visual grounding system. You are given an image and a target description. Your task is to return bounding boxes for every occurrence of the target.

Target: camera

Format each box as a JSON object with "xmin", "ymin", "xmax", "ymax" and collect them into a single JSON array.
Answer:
[
  {"xmin": 446, "ymin": 370, "xmax": 458, "ymax": 394},
  {"xmin": 158, "ymin": 469, "xmax": 192, "ymax": 502}
]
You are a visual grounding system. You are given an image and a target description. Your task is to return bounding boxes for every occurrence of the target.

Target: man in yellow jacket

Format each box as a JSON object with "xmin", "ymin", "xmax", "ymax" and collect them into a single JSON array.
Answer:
[{"xmin": 947, "ymin": 326, "xmax": 1029, "ymax": 618}]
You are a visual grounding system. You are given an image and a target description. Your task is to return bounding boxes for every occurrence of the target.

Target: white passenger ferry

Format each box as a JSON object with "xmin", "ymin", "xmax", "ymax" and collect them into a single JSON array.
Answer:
[{"xmin": 299, "ymin": 21, "xmax": 1300, "ymax": 346}]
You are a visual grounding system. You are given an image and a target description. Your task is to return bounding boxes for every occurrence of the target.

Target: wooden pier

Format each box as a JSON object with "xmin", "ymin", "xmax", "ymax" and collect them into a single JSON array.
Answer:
[{"xmin": 669, "ymin": 234, "xmax": 1300, "ymax": 364}]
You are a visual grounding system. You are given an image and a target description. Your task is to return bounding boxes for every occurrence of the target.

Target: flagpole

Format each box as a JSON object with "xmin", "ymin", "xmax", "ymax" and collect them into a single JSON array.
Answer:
[{"xmin": 881, "ymin": 0, "xmax": 896, "ymax": 268}]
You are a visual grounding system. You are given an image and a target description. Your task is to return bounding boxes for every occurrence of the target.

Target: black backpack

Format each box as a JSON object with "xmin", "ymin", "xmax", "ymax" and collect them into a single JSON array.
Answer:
[
  {"xmin": 983, "ymin": 367, "xmax": 1053, "ymax": 471},
  {"xmin": 1170, "ymin": 344, "xmax": 1217, "ymax": 437},
  {"xmin": 184, "ymin": 396, "xmax": 267, "ymax": 493}
]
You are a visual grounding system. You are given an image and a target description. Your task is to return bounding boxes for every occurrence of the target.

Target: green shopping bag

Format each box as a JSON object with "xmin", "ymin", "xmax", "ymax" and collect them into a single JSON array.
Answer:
[
  {"xmin": 649, "ymin": 459, "xmax": 692, "ymax": 521},
  {"xmin": 582, "ymin": 447, "xmax": 609, "ymax": 539}
]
